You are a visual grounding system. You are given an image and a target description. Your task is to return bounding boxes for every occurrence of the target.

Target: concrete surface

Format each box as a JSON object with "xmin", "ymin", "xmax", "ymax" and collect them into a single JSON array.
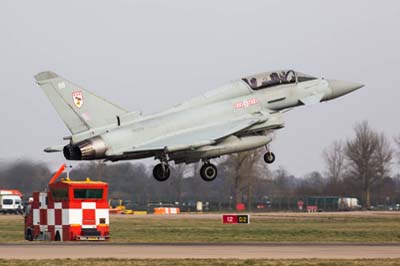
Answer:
[{"xmin": 0, "ymin": 243, "xmax": 400, "ymax": 259}]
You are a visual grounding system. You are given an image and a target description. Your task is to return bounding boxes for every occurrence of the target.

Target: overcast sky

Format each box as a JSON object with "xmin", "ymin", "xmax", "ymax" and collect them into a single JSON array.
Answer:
[{"xmin": 0, "ymin": 0, "xmax": 399, "ymax": 176}]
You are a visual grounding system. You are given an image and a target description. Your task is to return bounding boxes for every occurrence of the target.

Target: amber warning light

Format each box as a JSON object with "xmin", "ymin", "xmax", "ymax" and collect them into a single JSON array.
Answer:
[{"xmin": 222, "ymin": 214, "xmax": 250, "ymax": 224}]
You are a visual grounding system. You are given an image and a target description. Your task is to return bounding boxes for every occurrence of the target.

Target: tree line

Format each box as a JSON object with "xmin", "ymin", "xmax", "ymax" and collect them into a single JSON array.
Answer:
[{"xmin": 0, "ymin": 121, "xmax": 399, "ymax": 210}]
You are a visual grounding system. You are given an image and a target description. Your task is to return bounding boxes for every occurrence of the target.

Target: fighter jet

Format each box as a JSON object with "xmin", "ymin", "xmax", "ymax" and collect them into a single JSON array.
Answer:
[{"xmin": 35, "ymin": 70, "xmax": 363, "ymax": 182}]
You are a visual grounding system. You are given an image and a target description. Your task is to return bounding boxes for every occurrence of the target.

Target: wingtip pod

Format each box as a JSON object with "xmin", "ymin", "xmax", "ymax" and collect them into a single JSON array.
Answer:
[{"xmin": 34, "ymin": 71, "xmax": 59, "ymax": 84}]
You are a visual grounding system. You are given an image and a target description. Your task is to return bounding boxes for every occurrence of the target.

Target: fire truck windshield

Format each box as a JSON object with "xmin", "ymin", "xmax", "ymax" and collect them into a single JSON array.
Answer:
[
  {"xmin": 73, "ymin": 189, "xmax": 103, "ymax": 199},
  {"xmin": 52, "ymin": 188, "xmax": 68, "ymax": 200}
]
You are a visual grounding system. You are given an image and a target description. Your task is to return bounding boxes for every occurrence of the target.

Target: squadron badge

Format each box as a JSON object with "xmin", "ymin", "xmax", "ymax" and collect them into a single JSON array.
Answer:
[{"xmin": 72, "ymin": 91, "xmax": 83, "ymax": 108}]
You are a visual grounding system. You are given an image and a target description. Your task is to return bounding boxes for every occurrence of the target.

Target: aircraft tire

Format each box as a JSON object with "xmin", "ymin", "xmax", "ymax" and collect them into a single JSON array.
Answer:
[
  {"xmin": 55, "ymin": 231, "xmax": 61, "ymax": 241},
  {"xmin": 26, "ymin": 229, "xmax": 33, "ymax": 241},
  {"xmin": 153, "ymin": 163, "xmax": 170, "ymax": 181},
  {"xmin": 200, "ymin": 163, "xmax": 218, "ymax": 182},
  {"xmin": 264, "ymin": 152, "xmax": 275, "ymax": 164}
]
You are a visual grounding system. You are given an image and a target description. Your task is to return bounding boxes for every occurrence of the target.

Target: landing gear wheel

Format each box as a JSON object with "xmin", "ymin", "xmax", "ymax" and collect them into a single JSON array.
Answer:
[
  {"xmin": 153, "ymin": 163, "xmax": 170, "ymax": 181},
  {"xmin": 200, "ymin": 163, "xmax": 218, "ymax": 182},
  {"xmin": 55, "ymin": 231, "xmax": 61, "ymax": 241},
  {"xmin": 25, "ymin": 229, "xmax": 33, "ymax": 241},
  {"xmin": 264, "ymin": 152, "xmax": 275, "ymax": 164}
]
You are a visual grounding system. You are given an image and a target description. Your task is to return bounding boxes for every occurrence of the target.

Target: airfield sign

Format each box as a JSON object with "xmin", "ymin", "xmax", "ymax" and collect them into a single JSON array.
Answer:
[{"xmin": 222, "ymin": 214, "xmax": 250, "ymax": 224}]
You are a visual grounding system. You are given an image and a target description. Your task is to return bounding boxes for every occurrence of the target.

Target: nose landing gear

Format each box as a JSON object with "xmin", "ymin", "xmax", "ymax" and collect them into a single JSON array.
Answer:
[
  {"xmin": 264, "ymin": 152, "xmax": 275, "ymax": 164},
  {"xmin": 264, "ymin": 146, "xmax": 276, "ymax": 164}
]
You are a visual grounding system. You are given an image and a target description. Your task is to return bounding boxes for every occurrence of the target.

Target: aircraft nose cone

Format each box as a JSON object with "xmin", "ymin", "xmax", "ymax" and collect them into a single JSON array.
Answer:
[{"xmin": 327, "ymin": 79, "xmax": 364, "ymax": 99}]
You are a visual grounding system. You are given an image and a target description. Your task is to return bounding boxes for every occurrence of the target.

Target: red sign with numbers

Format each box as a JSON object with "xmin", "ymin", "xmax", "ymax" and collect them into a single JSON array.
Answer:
[
  {"xmin": 222, "ymin": 214, "xmax": 238, "ymax": 224},
  {"xmin": 222, "ymin": 214, "xmax": 250, "ymax": 224}
]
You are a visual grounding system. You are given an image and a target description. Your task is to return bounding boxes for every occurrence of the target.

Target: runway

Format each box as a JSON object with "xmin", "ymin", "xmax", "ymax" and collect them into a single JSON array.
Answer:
[{"xmin": 1, "ymin": 243, "xmax": 400, "ymax": 259}]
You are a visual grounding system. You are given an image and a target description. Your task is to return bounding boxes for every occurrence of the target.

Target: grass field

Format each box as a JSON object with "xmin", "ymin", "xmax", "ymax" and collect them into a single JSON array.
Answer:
[
  {"xmin": 1, "ymin": 211, "xmax": 400, "ymax": 243},
  {"xmin": 1, "ymin": 259, "xmax": 400, "ymax": 266},
  {"xmin": 111, "ymin": 212, "xmax": 400, "ymax": 243}
]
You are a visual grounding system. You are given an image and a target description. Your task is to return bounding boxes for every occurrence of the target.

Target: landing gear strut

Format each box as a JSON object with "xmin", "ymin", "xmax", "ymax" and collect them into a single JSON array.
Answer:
[
  {"xmin": 153, "ymin": 162, "xmax": 170, "ymax": 181},
  {"xmin": 200, "ymin": 161, "xmax": 218, "ymax": 182},
  {"xmin": 264, "ymin": 146, "xmax": 275, "ymax": 164}
]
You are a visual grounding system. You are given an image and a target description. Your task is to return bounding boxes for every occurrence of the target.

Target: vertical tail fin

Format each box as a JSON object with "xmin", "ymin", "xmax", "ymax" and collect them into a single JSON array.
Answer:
[{"xmin": 35, "ymin": 71, "xmax": 128, "ymax": 134}]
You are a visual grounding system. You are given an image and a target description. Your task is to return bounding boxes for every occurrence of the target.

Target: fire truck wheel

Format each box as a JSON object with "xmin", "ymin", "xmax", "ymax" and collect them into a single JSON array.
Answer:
[
  {"xmin": 55, "ymin": 231, "xmax": 61, "ymax": 241},
  {"xmin": 26, "ymin": 229, "xmax": 33, "ymax": 241}
]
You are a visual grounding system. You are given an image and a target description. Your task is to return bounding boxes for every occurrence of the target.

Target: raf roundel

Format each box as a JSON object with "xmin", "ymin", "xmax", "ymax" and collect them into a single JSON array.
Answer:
[{"xmin": 72, "ymin": 91, "xmax": 84, "ymax": 108}]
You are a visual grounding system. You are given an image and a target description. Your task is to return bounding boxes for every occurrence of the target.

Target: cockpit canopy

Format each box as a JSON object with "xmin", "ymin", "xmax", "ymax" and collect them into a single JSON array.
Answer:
[{"xmin": 242, "ymin": 70, "xmax": 317, "ymax": 90}]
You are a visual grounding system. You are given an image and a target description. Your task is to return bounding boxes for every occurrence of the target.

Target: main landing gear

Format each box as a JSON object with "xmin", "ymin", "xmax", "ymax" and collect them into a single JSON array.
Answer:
[
  {"xmin": 152, "ymin": 159, "xmax": 218, "ymax": 182},
  {"xmin": 153, "ymin": 162, "xmax": 170, "ymax": 182},
  {"xmin": 200, "ymin": 161, "xmax": 218, "ymax": 182}
]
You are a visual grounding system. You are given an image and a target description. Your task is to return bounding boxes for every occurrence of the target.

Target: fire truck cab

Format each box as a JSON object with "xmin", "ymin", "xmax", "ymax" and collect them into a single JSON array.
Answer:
[{"xmin": 24, "ymin": 177, "xmax": 109, "ymax": 241}]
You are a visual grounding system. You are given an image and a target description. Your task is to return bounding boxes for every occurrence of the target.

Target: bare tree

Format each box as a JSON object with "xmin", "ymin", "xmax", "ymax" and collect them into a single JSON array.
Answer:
[
  {"xmin": 323, "ymin": 140, "xmax": 345, "ymax": 194},
  {"xmin": 272, "ymin": 166, "xmax": 295, "ymax": 197},
  {"xmin": 0, "ymin": 160, "xmax": 51, "ymax": 196},
  {"xmin": 374, "ymin": 133, "xmax": 393, "ymax": 179},
  {"xmin": 222, "ymin": 147, "xmax": 269, "ymax": 209},
  {"xmin": 345, "ymin": 121, "xmax": 393, "ymax": 207},
  {"xmin": 395, "ymin": 134, "xmax": 400, "ymax": 164},
  {"xmin": 169, "ymin": 163, "xmax": 188, "ymax": 203}
]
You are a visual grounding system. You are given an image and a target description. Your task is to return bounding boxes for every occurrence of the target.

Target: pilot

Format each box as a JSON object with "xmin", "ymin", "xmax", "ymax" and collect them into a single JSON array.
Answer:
[
  {"xmin": 278, "ymin": 71, "xmax": 287, "ymax": 81},
  {"xmin": 249, "ymin": 77, "xmax": 257, "ymax": 88},
  {"xmin": 270, "ymin": 72, "xmax": 280, "ymax": 82},
  {"xmin": 269, "ymin": 72, "xmax": 282, "ymax": 86},
  {"xmin": 285, "ymin": 71, "xmax": 296, "ymax": 83}
]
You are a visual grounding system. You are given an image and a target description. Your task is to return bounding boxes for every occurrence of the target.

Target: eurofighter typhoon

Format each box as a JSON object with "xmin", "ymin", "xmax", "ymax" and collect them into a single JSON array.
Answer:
[{"xmin": 35, "ymin": 70, "xmax": 363, "ymax": 181}]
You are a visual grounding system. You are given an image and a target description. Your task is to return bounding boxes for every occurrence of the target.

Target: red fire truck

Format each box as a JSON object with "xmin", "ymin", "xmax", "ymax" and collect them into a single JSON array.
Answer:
[{"xmin": 24, "ymin": 165, "xmax": 110, "ymax": 241}]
